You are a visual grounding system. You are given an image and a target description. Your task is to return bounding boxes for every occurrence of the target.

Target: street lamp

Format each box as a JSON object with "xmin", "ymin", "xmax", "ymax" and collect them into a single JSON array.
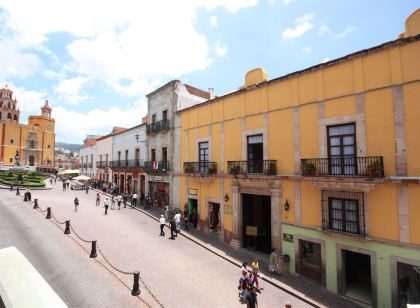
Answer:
[{"xmin": 134, "ymin": 134, "xmax": 147, "ymax": 144}]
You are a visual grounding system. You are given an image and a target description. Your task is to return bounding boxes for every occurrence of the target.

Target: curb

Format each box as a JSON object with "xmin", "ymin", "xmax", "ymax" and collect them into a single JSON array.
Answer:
[{"xmin": 130, "ymin": 204, "xmax": 322, "ymax": 308}]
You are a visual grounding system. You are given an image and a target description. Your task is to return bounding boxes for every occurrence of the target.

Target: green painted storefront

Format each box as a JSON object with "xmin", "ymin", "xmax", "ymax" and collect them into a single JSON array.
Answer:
[{"xmin": 281, "ymin": 223, "xmax": 420, "ymax": 307}]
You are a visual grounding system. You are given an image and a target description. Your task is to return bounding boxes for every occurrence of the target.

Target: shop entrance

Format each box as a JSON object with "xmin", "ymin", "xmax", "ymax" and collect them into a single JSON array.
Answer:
[
  {"xmin": 299, "ymin": 240, "xmax": 322, "ymax": 282},
  {"xmin": 242, "ymin": 193, "xmax": 271, "ymax": 253},
  {"xmin": 188, "ymin": 199, "xmax": 198, "ymax": 228},
  {"xmin": 342, "ymin": 250, "xmax": 372, "ymax": 304},
  {"xmin": 120, "ymin": 174, "xmax": 125, "ymax": 194},
  {"xmin": 208, "ymin": 202, "xmax": 220, "ymax": 233},
  {"xmin": 149, "ymin": 182, "xmax": 169, "ymax": 208}
]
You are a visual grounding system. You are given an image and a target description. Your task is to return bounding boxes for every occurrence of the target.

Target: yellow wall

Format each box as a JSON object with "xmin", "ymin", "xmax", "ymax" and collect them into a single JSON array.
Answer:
[
  {"xmin": 177, "ymin": 36, "xmax": 420, "ymax": 246},
  {"xmin": 368, "ymin": 184, "xmax": 399, "ymax": 241},
  {"xmin": 409, "ymin": 184, "xmax": 420, "ymax": 244}
]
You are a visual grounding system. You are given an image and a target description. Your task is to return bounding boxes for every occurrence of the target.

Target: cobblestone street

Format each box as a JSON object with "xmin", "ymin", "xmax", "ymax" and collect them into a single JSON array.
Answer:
[{"xmin": 0, "ymin": 184, "xmax": 315, "ymax": 308}]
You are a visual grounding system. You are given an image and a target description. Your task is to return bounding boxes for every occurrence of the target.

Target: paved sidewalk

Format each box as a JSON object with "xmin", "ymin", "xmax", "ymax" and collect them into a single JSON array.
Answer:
[{"xmin": 125, "ymin": 200, "xmax": 359, "ymax": 308}]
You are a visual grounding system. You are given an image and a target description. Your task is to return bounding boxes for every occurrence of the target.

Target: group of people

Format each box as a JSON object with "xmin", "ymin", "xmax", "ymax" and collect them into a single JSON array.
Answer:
[
  {"xmin": 159, "ymin": 210, "xmax": 182, "ymax": 239},
  {"xmin": 98, "ymin": 192, "xmax": 136, "ymax": 215},
  {"xmin": 238, "ymin": 260, "xmax": 262, "ymax": 307}
]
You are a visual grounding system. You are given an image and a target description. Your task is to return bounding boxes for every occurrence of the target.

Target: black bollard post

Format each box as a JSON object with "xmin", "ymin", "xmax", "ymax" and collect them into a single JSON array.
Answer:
[
  {"xmin": 64, "ymin": 221, "xmax": 71, "ymax": 234},
  {"xmin": 23, "ymin": 192, "xmax": 28, "ymax": 201},
  {"xmin": 90, "ymin": 241, "xmax": 97, "ymax": 258},
  {"xmin": 46, "ymin": 207, "xmax": 51, "ymax": 219},
  {"xmin": 131, "ymin": 272, "xmax": 141, "ymax": 296},
  {"xmin": 33, "ymin": 199, "xmax": 39, "ymax": 209}
]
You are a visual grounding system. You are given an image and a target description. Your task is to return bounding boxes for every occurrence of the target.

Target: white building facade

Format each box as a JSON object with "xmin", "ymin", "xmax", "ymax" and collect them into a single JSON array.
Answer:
[
  {"xmin": 79, "ymin": 143, "xmax": 96, "ymax": 179},
  {"xmin": 111, "ymin": 124, "xmax": 148, "ymax": 196},
  {"xmin": 146, "ymin": 81, "xmax": 211, "ymax": 209},
  {"xmin": 95, "ymin": 134, "xmax": 113, "ymax": 187}
]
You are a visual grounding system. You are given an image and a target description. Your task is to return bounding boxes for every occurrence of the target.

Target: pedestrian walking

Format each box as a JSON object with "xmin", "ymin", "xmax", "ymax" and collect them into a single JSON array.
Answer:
[
  {"xmin": 269, "ymin": 248, "xmax": 282, "ymax": 275},
  {"xmin": 183, "ymin": 209, "xmax": 189, "ymax": 230},
  {"xmin": 63, "ymin": 182, "xmax": 66, "ymax": 191},
  {"xmin": 49, "ymin": 178, "xmax": 53, "ymax": 186},
  {"xmin": 96, "ymin": 193, "xmax": 100, "ymax": 206},
  {"xmin": 123, "ymin": 194, "xmax": 128, "ymax": 208},
  {"xmin": 74, "ymin": 197, "xmax": 79, "ymax": 212},
  {"xmin": 170, "ymin": 218, "xmax": 176, "ymax": 239},
  {"xmin": 85, "ymin": 184, "xmax": 89, "ymax": 194},
  {"xmin": 111, "ymin": 195, "xmax": 116, "ymax": 210},
  {"xmin": 117, "ymin": 194, "xmax": 122, "ymax": 209},
  {"xmin": 27, "ymin": 189, "xmax": 31, "ymax": 202},
  {"xmin": 104, "ymin": 197, "xmax": 109, "ymax": 215},
  {"xmin": 159, "ymin": 215, "xmax": 166, "ymax": 236},
  {"xmin": 174, "ymin": 211, "xmax": 181, "ymax": 234},
  {"xmin": 66, "ymin": 181, "xmax": 70, "ymax": 189},
  {"xmin": 132, "ymin": 193, "xmax": 138, "ymax": 208},
  {"xmin": 251, "ymin": 259, "xmax": 262, "ymax": 290}
]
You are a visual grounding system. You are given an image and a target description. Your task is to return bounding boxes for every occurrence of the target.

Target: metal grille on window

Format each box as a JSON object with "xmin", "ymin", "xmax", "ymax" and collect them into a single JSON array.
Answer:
[{"xmin": 322, "ymin": 190, "xmax": 365, "ymax": 237}]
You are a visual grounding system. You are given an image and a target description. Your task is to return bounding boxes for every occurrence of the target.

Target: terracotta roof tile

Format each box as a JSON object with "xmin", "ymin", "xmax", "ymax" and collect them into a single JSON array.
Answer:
[{"xmin": 184, "ymin": 84, "xmax": 210, "ymax": 100}]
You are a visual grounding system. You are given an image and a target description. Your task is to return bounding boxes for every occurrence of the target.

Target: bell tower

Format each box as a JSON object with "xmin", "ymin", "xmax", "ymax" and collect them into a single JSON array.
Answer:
[
  {"xmin": 41, "ymin": 99, "xmax": 52, "ymax": 119},
  {"xmin": 0, "ymin": 85, "xmax": 20, "ymax": 123}
]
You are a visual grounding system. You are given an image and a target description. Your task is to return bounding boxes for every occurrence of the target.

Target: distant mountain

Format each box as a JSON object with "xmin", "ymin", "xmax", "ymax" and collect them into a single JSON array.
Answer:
[{"xmin": 55, "ymin": 142, "xmax": 83, "ymax": 152}]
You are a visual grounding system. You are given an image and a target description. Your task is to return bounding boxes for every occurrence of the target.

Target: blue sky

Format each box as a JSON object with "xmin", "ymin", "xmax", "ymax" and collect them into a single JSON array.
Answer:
[{"xmin": 0, "ymin": 0, "xmax": 418, "ymax": 143}]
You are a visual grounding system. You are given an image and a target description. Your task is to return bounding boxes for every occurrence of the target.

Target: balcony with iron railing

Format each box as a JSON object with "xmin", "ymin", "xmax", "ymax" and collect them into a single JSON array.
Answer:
[
  {"xmin": 227, "ymin": 160, "xmax": 277, "ymax": 176},
  {"xmin": 146, "ymin": 119, "xmax": 170, "ymax": 135},
  {"xmin": 110, "ymin": 159, "xmax": 144, "ymax": 169},
  {"xmin": 96, "ymin": 161, "xmax": 109, "ymax": 168},
  {"xmin": 144, "ymin": 160, "xmax": 170, "ymax": 172},
  {"xmin": 82, "ymin": 163, "xmax": 87, "ymax": 169},
  {"xmin": 88, "ymin": 163, "xmax": 93, "ymax": 169},
  {"xmin": 184, "ymin": 161, "xmax": 217, "ymax": 175},
  {"xmin": 300, "ymin": 156, "xmax": 384, "ymax": 178}
]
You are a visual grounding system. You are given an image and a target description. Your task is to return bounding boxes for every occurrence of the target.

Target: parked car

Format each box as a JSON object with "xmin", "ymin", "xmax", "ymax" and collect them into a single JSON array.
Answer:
[{"xmin": 70, "ymin": 181, "xmax": 85, "ymax": 190}]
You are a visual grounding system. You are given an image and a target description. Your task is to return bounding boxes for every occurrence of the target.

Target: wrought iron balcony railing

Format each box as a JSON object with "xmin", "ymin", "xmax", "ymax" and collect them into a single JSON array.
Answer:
[
  {"xmin": 146, "ymin": 119, "xmax": 170, "ymax": 135},
  {"xmin": 96, "ymin": 161, "xmax": 109, "ymax": 168},
  {"xmin": 227, "ymin": 160, "xmax": 277, "ymax": 175},
  {"xmin": 110, "ymin": 159, "xmax": 144, "ymax": 168},
  {"xmin": 82, "ymin": 163, "xmax": 87, "ymax": 169},
  {"xmin": 88, "ymin": 163, "xmax": 93, "ymax": 168},
  {"xmin": 301, "ymin": 156, "xmax": 384, "ymax": 178},
  {"xmin": 144, "ymin": 160, "xmax": 170, "ymax": 172},
  {"xmin": 184, "ymin": 161, "xmax": 217, "ymax": 174}
]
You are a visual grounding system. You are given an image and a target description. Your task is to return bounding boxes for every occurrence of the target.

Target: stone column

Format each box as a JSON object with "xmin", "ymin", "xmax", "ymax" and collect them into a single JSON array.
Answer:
[
  {"xmin": 270, "ymin": 187, "xmax": 281, "ymax": 251},
  {"xmin": 231, "ymin": 183, "xmax": 240, "ymax": 249}
]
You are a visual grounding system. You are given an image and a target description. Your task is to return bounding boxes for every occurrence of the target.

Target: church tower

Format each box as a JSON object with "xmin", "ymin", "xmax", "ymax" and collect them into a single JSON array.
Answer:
[
  {"xmin": 0, "ymin": 85, "xmax": 20, "ymax": 123},
  {"xmin": 41, "ymin": 100, "xmax": 52, "ymax": 119}
]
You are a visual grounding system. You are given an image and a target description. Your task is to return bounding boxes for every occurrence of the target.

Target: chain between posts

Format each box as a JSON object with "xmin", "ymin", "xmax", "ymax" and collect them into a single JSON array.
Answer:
[
  {"xmin": 97, "ymin": 246, "xmax": 136, "ymax": 275},
  {"xmin": 37, "ymin": 206, "xmax": 48, "ymax": 213},
  {"xmin": 69, "ymin": 224, "xmax": 92, "ymax": 243},
  {"xmin": 139, "ymin": 275, "xmax": 165, "ymax": 308},
  {"xmin": 51, "ymin": 213, "xmax": 66, "ymax": 225}
]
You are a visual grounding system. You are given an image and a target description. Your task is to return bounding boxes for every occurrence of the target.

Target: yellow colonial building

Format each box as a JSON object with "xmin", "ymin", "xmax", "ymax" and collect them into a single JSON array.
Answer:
[
  {"xmin": 176, "ymin": 9, "xmax": 420, "ymax": 307},
  {"xmin": 0, "ymin": 86, "xmax": 55, "ymax": 169}
]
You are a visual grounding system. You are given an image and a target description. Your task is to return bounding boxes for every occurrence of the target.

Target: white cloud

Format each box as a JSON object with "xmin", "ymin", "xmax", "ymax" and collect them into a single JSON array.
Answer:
[
  {"xmin": 114, "ymin": 78, "xmax": 163, "ymax": 97},
  {"xmin": 282, "ymin": 13, "xmax": 314, "ymax": 39},
  {"xmin": 283, "ymin": 0, "xmax": 295, "ymax": 4},
  {"xmin": 210, "ymin": 15, "xmax": 218, "ymax": 27},
  {"xmin": 318, "ymin": 23, "xmax": 331, "ymax": 36},
  {"xmin": 55, "ymin": 76, "xmax": 89, "ymax": 104},
  {"xmin": 336, "ymin": 26, "xmax": 356, "ymax": 38},
  {"xmin": 321, "ymin": 57, "xmax": 330, "ymax": 63},
  {"xmin": 0, "ymin": 0, "xmax": 257, "ymax": 89},
  {"xmin": 0, "ymin": 39, "xmax": 41, "ymax": 81},
  {"xmin": 216, "ymin": 47, "xmax": 228, "ymax": 57},
  {"xmin": 53, "ymin": 102, "xmax": 148, "ymax": 143},
  {"xmin": 302, "ymin": 46, "xmax": 312, "ymax": 55},
  {"xmin": 6, "ymin": 84, "xmax": 47, "ymax": 114}
]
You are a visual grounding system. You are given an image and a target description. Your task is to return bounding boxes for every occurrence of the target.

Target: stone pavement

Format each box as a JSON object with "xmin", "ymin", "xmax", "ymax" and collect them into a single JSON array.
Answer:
[
  {"xmin": 2, "ymin": 183, "xmax": 313, "ymax": 308},
  {"xmin": 125, "ymin": 198, "xmax": 360, "ymax": 308}
]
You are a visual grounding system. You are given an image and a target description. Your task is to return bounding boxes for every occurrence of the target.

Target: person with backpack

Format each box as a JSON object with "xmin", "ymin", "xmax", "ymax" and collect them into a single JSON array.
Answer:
[{"xmin": 74, "ymin": 197, "xmax": 79, "ymax": 212}]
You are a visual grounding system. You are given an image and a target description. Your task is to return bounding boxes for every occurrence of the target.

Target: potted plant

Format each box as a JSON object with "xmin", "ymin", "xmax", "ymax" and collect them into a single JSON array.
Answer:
[
  {"xmin": 367, "ymin": 159, "xmax": 382, "ymax": 178},
  {"xmin": 184, "ymin": 164, "xmax": 194, "ymax": 174},
  {"xmin": 230, "ymin": 165, "xmax": 240, "ymax": 175},
  {"xmin": 268, "ymin": 161, "xmax": 277, "ymax": 175},
  {"xmin": 208, "ymin": 164, "xmax": 217, "ymax": 174},
  {"xmin": 302, "ymin": 161, "xmax": 316, "ymax": 176}
]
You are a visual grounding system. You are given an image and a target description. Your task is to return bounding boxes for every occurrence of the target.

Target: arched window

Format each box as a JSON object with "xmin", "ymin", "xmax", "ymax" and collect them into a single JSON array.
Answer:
[
  {"xmin": 13, "ymin": 114, "xmax": 18, "ymax": 121},
  {"xmin": 7, "ymin": 113, "xmax": 11, "ymax": 119},
  {"xmin": 7, "ymin": 102, "xmax": 10, "ymax": 108}
]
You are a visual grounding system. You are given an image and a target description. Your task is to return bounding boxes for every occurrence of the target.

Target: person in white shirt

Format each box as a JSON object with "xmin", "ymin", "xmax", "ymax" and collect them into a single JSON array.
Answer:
[
  {"xmin": 132, "ymin": 193, "xmax": 138, "ymax": 208},
  {"xmin": 174, "ymin": 212, "xmax": 181, "ymax": 233},
  {"xmin": 116, "ymin": 194, "xmax": 123, "ymax": 210},
  {"xmin": 159, "ymin": 215, "xmax": 166, "ymax": 236}
]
